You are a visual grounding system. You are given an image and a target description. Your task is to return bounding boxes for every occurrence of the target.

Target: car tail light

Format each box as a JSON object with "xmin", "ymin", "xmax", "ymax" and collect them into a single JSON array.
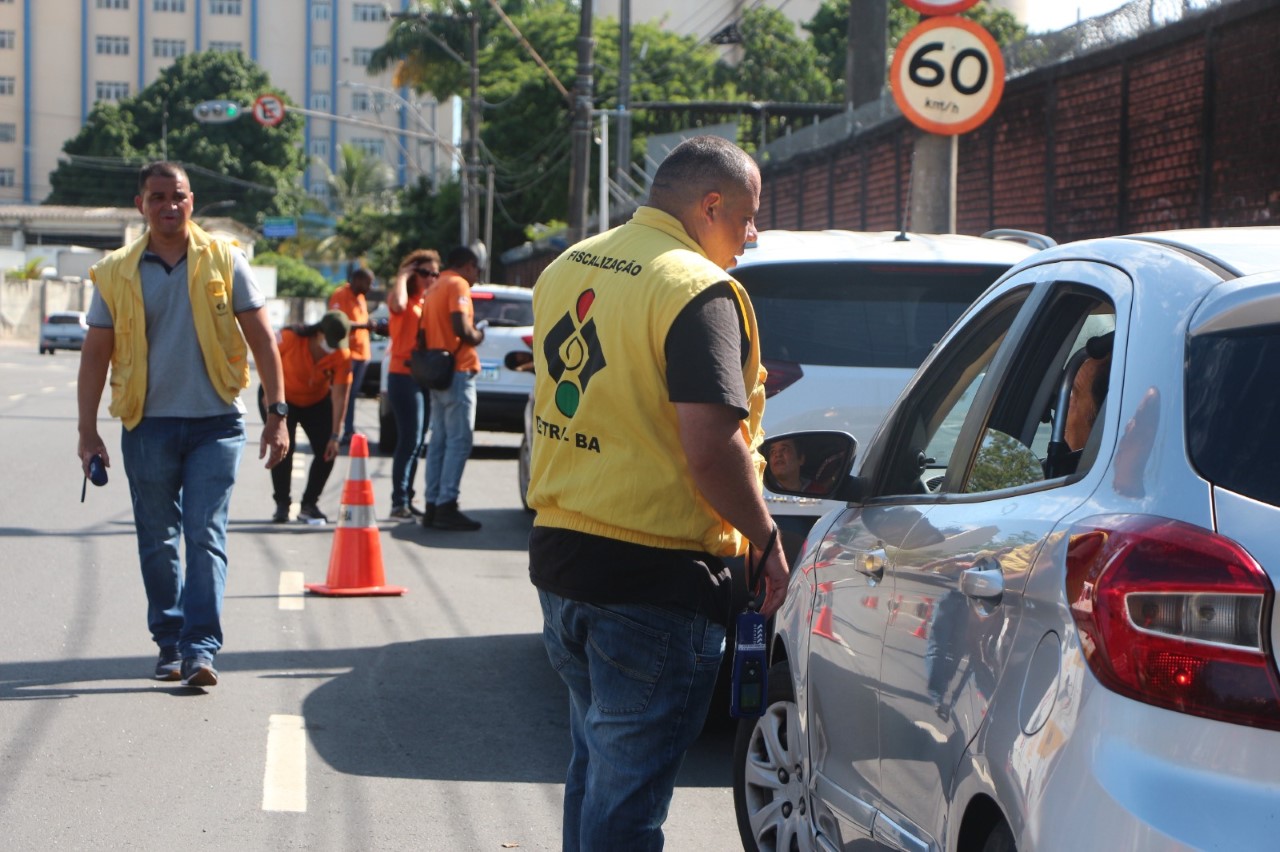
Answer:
[
  {"xmin": 762, "ymin": 358, "xmax": 803, "ymax": 399},
  {"xmin": 472, "ymin": 291, "xmax": 495, "ymax": 301},
  {"xmin": 1066, "ymin": 514, "xmax": 1280, "ymax": 731},
  {"xmin": 521, "ymin": 334, "xmax": 533, "ymax": 350}
]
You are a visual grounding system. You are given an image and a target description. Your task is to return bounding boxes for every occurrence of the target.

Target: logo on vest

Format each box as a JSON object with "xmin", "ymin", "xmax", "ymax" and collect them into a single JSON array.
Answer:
[{"xmin": 543, "ymin": 289, "xmax": 607, "ymax": 418}]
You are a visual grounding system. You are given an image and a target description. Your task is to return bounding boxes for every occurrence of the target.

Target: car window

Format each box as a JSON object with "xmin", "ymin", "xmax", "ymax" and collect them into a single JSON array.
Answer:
[
  {"xmin": 1187, "ymin": 323, "xmax": 1280, "ymax": 507},
  {"xmin": 49, "ymin": 315, "xmax": 84, "ymax": 325},
  {"xmin": 473, "ymin": 295, "xmax": 533, "ymax": 327},
  {"xmin": 733, "ymin": 262, "xmax": 1008, "ymax": 369},
  {"xmin": 872, "ymin": 290, "xmax": 1030, "ymax": 498},
  {"xmin": 965, "ymin": 288, "xmax": 1116, "ymax": 493}
]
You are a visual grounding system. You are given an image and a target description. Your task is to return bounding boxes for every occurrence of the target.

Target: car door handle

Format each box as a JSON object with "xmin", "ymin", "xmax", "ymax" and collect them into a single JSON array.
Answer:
[
  {"xmin": 960, "ymin": 565, "xmax": 1004, "ymax": 602},
  {"xmin": 856, "ymin": 548, "xmax": 886, "ymax": 579}
]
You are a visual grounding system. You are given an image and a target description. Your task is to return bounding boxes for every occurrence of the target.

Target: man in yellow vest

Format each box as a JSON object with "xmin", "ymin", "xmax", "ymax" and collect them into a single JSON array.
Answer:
[
  {"xmin": 528, "ymin": 135, "xmax": 789, "ymax": 849},
  {"xmin": 77, "ymin": 161, "xmax": 289, "ymax": 689}
]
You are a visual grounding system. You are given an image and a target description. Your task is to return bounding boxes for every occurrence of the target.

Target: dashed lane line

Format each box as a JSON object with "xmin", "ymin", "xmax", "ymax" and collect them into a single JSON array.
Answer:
[
  {"xmin": 262, "ymin": 714, "xmax": 307, "ymax": 812},
  {"xmin": 278, "ymin": 571, "xmax": 305, "ymax": 611}
]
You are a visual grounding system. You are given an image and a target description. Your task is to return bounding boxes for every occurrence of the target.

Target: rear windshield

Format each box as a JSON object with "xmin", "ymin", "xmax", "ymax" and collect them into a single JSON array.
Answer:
[
  {"xmin": 732, "ymin": 262, "xmax": 1006, "ymax": 369},
  {"xmin": 1187, "ymin": 325, "xmax": 1280, "ymax": 507},
  {"xmin": 473, "ymin": 295, "xmax": 533, "ymax": 327},
  {"xmin": 48, "ymin": 315, "xmax": 84, "ymax": 325}
]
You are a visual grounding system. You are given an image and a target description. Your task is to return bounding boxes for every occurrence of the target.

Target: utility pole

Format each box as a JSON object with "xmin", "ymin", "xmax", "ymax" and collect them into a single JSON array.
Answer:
[
  {"xmin": 567, "ymin": 2, "xmax": 594, "ymax": 244},
  {"xmin": 466, "ymin": 10, "xmax": 481, "ymax": 250},
  {"xmin": 847, "ymin": 0, "xmax": 888, "ymax": 110},
  {"xmin": 615, "ymin": 0, "xmax": 631, "ymax": 191}
]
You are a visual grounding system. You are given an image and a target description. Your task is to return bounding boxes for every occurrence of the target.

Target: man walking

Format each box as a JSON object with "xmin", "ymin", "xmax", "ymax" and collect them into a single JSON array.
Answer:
[
  {"xmin": 328, "ymin": 265, "xmax": 374, "ymax": 445},
  {"xmin": 527, "ymin": 135, "xmax": 789, "ymax": 849},
  {"xmin": 419, "ymin": 245, "xmax": 485, "ymax": 530},
  {"xmin": 77, "ymin": 161, "xmax": 289, "ymax": 688}
]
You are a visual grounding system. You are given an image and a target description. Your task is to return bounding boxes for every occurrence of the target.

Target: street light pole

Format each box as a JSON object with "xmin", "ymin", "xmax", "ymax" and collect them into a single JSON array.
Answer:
[{"xmin": 466, "ymin": 11, "xmax": 481, "ymax": 250}]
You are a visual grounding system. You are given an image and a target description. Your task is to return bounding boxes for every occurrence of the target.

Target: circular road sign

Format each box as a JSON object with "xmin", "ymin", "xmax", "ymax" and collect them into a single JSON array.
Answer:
[
  {"xmin": 890, "ymin": 16, "xmax": 1005, "ymax": 136},
  {"xmin": 901, "ymin": 0, "xmax": 981, "ymax": 14},
  {"xmin": 253, "ymin": 93, "xmax": 286, "ymax": 127}
]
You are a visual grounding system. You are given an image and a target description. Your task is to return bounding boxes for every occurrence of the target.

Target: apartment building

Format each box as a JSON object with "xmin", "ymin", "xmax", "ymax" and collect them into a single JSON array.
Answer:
[{"xmin": 0, "ymin": 0, "xmax": 461, "ymax": 207}]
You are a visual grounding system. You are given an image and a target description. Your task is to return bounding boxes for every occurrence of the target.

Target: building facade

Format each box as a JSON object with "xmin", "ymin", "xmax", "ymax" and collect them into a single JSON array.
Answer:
[{"xmin": 0, "ymin": 0, "xmax": 461, "ymax": 206}]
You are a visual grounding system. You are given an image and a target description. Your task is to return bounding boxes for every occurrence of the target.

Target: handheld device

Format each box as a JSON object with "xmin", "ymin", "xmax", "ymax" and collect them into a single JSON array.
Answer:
[
  {"xmin": 82, "ymin": 454, "xmax": 108, "ymax": 503},
  {"xmin": 730, "ymin": 610, "xmax": 768, "ymax": 718}
]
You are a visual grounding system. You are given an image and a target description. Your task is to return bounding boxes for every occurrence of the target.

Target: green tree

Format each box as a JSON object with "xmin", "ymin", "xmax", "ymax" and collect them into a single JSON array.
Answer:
[
  {"xmin": 333, "ymin": 176, "xmax": 462, "ymax": 282},
  {"xmin": 251, "ymin": 251, "xmax": 331, "ymax": 299},
  {"xmin": 320, "ymin": 143, "xmax": 396, "ymax": 217},
  {"xmin": 806, "ymin": 1, "xmax": 1026, "ymax": 98},
  {"xmin": 722, "ymin": 7, "xmax": 834, "ymax": 104},
  {"xmin": 45, "ymin": 51, "xmax": 308, "ymax": 228}
]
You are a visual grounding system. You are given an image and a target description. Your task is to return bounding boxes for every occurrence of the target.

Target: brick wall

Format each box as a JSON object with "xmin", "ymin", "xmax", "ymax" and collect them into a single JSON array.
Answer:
[{"xmin": 757, "ymin": 0, "xmax": 1280, "ymax": 242}]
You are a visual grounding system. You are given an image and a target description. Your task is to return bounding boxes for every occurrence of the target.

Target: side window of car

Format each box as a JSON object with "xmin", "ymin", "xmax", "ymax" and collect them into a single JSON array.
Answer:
[
  {"xmin": 963, "ymin": 289, "xmax": 1117, "ymax": 494},
  {"xmin": 873, "ymin": 289, "xmax": 1032, "ymax": 499}
]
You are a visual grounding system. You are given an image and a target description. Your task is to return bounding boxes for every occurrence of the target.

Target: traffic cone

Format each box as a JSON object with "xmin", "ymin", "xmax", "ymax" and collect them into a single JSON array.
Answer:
[{"xmin": 306, "ymin": 433, "xmax": 406, "ymax": 596}]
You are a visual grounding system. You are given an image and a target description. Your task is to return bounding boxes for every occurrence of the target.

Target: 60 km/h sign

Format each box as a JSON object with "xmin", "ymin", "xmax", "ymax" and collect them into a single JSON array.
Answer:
[
  {"xmin": 253, "ymin": 94, "xmax": 285, "ymax": 127},
  {"xmin": 890, "ymin": 16, "xmax": 1005, "ymax": 136}
]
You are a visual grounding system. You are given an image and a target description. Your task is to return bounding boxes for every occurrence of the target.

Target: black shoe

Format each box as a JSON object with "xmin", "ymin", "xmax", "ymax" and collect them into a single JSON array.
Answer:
[
  {"xmin": 432, "ymin": 501, "xmax": 480, "ymax": 531},
  {"xmin": 272, "ymin": 501, "xmax": 291, "ymax": 523},
  {"xmin": 420, "ymin": 503, "xmax": 437, "ymax": 528},
  {"xmin": 180, "ymin": 658, "xmax": 218, "ymax": 688},
  {"xmin": 297, "ymin": 503, "xmax": 329, "ymax": 525},
  {"xmin": 407, "ymin": 503, "xmax": 425, "ymax": 517},
  {"xmin": 154, "ymin": 646, "xmax": 182, "ymax": 681},
  {"xmin": 389, "ymin": 504, "xmax": 414, "ymax": 520}
]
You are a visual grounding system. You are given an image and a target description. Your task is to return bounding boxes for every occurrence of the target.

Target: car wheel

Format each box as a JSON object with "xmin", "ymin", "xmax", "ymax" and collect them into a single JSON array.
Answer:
[
  {"xmin": 981, "ymin": 820, "xmax": 1016, "ymax": 852},
  {"xmin": 733, "ymin": 661, "xmax": 812, "ymax": 852},
  {"xmin": 517, "ymin": 432, "xmax": 532, "ymax": 512}
]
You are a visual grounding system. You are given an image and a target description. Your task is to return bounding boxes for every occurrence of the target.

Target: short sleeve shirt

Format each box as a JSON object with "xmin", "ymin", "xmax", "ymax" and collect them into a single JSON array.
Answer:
[
  {"xmin": 420, "ymin": 270, "xmax": 480, "ymax": 373},
  {"xmin": 328, "ymin": 285, "xmax": 370, "ymax": 361},
  {"xmin": 278, "ymin": 328, "xmax": 352, "ymax": 407}
]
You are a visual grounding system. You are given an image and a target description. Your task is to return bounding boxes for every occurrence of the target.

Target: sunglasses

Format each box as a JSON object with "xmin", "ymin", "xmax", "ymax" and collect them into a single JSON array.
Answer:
[{"xmin": 415, "ymin": 267, "xmax": 439, "ymax": 278}]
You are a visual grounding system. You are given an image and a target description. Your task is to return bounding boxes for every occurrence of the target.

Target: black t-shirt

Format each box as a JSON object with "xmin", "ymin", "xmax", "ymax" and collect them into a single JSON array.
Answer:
[{"xmin": 528, "ymin": 282, "xmax": 749, "ymax": 626}]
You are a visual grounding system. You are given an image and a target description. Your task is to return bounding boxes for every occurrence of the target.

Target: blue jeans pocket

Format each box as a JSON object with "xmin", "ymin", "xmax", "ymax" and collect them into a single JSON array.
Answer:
[{"xmin": 586, "ymin": 606, "xmax": 669, "ymax": 716}]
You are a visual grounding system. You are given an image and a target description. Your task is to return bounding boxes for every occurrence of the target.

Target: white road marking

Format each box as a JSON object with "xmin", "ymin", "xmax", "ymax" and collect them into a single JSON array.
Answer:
[
  {"xmin": 278, "ymin": 571, "xmax": 305, "ymax": 610},
  {"xmin": 8, "ymin": 394, "xmax": 25, "ymax": 401},
  {"xmin": 262, "ymin": 714, "xmax": 307, "ymax": 812}
]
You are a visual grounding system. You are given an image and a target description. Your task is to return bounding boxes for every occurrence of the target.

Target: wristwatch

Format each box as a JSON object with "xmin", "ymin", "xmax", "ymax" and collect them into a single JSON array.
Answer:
[{"xmin": 266, "ymin": 401, "xmax": 289, "ymax": 418}]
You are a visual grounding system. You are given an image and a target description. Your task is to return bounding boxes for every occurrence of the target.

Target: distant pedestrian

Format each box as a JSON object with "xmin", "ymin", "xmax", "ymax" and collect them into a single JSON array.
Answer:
[
  {"xmin": 77, "ymin": 160, "xmax": 289, "ymax": 689},
  {"xmin": 328, "ymin": 265, "xmax": 375, "ymax": 445},
  {"xmin": 385, "ymin": 248, "xmax": 439, "ymax": 519},
  {"xmin": 419, "ymin": 245, "xmax": 485, "ymax": 530},
  {"xmin": 527, "ymin": 136, "xmax": 788, "ymax": 848},
  {"xmin": 262, "ymin": 311, "xmax": 353, "ymax": 524}
]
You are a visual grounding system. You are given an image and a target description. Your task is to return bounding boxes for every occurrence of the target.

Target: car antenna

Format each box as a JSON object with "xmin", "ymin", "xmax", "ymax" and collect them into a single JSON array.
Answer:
[{"xmin": 895, "ymin": 146, "xmax": 914, "ymax": 242}]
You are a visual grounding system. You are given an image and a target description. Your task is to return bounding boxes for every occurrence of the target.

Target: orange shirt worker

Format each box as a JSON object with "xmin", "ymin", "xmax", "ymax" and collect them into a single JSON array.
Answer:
[
  {"xmin": 328, "ymin": 266, "xmax": 374, "ymax": 444},
  {"xmin": 261, "ymin": 310, "xmax": 353, "ymax": 523},
  {"xmin": 385, "ymin": 249, "xmax": 440, "ymax": 518}
]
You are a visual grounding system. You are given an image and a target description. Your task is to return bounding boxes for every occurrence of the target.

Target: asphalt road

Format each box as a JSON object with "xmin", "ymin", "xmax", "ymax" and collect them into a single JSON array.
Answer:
[{"xmin": 0, "ymin": 341, "xmax": 744, "ymax": 852}]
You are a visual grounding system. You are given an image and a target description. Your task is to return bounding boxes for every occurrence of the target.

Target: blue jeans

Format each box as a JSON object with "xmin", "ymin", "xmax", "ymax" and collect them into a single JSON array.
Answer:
[
  {"xmin": 387, "ymin": 372, "xmax": 428, "ymax": 508},
  {"xmin": 120, "ymin": 415, "xmax": 246, "ymax": 662},
  {"xmin": 342, "ymin": 358, "xmax": 370, "ymax": 439},
  {"xmin": 425, "ymin": 371, "xmax": 476, "ymax": 505},
  {"xmin": 538, "ymin": 590, "xmax": 726, "ymax": 851}
]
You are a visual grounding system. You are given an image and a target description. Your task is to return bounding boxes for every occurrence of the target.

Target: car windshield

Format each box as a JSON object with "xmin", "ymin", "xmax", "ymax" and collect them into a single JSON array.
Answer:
[
  {"xmin": 732, "ymin": 262, "xmax": 1008, "ymax": 369},
  {"xmin": 1186, "ymin": 324, "xmax": 1280, "ymax": 507},
  {"xmin": 473, "ymin": 295, "xmax": 533, "ymax": 327}
]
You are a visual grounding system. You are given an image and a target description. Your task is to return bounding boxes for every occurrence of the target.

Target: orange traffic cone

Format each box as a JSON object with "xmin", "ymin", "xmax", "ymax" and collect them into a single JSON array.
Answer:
[{"xmin": 306, "ymin": 433, "xmax": 406, "ymax": 597}]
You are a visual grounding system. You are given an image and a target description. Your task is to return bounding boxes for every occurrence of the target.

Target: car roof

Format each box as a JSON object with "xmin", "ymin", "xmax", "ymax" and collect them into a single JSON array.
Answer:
[
  {"xmin": 736, "ymin": 229, "xmax": 1044, "ymax": 268},
  {"xmin": 473, "ymin": 283, "xmax": 532, "ymax": 299},
  {"xmin": 1119, "ymin": 227, "xmax": 1280, "ymax": 278}
]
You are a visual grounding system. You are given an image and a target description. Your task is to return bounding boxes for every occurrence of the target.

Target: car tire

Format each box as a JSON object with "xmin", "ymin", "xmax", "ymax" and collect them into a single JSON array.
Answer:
[
  {"xmin": 517, "ymin": 432, "xmax": 532, "ymax": 512},
  {"xmin": 981, "ymin": 820, "xmax": 1016, "ymax": 852},
  {"xmin": 733, "ymin": 660, "xmax": 808, "ymax": 852}
]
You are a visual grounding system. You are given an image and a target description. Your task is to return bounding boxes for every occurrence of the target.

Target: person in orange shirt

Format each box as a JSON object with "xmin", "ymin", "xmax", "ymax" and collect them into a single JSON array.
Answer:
[
  {"xmin": 420, "ymin": 245, "xmax": 486, "ymax": 530},
  {"xmin": 385, "ymin": 249, "xmax": 439, "ymax": 519},
  {"xmin": 259, "ymin": 311, "xmax": 353, "ymax": 523},
  {"xmin": 328, "ymin": 266, "xmax": 374, "ymax": 445}
]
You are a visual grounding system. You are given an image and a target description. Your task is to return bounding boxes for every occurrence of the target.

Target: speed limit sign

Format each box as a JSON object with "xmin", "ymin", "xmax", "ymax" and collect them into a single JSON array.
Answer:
[
  {"xmin": 252, "ymin": 93, "xmax": 286, "ymax": 127},
  {"xmin": 890, "ymin": 16, "xmax": 1005, "ymax": 136}
]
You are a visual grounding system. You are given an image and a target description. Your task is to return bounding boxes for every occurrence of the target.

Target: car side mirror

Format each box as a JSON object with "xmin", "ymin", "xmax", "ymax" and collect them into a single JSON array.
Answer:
[
  {"xmin": 762, "ymin": 431, "xmax": 860, "ymax": 501},
  {"xmin": 504, "ymin": 350, "xmax": 534, "ymax": 373}
]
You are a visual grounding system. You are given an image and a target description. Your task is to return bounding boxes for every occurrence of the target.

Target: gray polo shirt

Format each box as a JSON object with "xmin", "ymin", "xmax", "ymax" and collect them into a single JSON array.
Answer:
[{"xmin": 87, "ymin": 248, "xmax": 264, "ymax": 418}]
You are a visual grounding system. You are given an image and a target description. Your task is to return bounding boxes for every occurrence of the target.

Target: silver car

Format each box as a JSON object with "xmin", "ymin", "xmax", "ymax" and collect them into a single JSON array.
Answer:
[{"xmin": 736, "ymin": 227, "xmax": 1280, "ymax": 852}]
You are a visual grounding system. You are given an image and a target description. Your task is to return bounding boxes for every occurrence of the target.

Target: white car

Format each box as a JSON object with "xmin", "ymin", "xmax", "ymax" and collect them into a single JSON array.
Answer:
[
  {"xmin": 737, "ymin": 226, "xmax": 1280, "ymax": 852},
  {"xmin": 39, "ymin": 310, "xmax": 88, "ymax": 354},
  {"xmin": 377, "ymin": 284, "xmax": 533, "ymax": 454}
]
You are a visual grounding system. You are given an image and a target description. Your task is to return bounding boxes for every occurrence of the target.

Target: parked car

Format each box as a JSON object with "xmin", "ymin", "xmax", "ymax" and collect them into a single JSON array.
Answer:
[
  {"xmin": 39, "ymin": 311, "xmax": 88, "ymax": 354},
  {"xmin": 377, "ymin": 284, "xmax": 534, "ymax": 455},
  {"xmin": 360, "ymin": 301, "xmax": 389, "ymax": 399},
  {"xmin": 735, "ymin": 227, "xmax": 1280, "ymax": 852}
]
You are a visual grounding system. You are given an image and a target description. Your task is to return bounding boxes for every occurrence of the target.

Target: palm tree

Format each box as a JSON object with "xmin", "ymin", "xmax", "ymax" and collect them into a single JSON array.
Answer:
[{"xmin": 319, "ymin": 143, "xmax": 396, "ymax": 218}]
